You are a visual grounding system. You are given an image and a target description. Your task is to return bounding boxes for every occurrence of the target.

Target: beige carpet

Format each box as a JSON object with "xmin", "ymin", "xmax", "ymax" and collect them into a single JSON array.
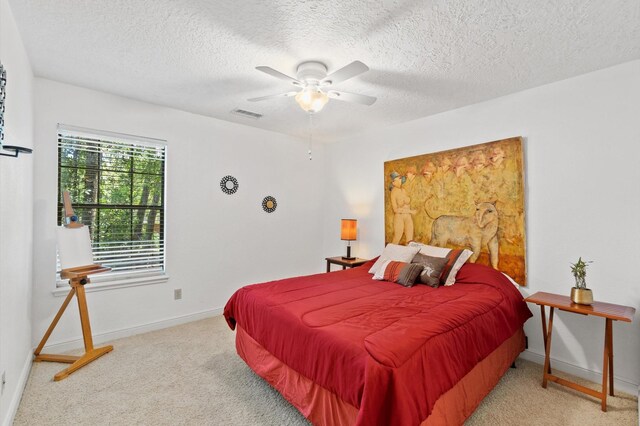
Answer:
[{"xmin": 15, "ymin": 317, "xmax": 637, "ymax": 425}]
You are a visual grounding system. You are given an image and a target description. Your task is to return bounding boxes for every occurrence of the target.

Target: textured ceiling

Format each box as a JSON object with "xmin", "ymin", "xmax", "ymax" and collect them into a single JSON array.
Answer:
[{"xmin": 8, "ymin": 0, "xmax": 640, "ymax": 142}]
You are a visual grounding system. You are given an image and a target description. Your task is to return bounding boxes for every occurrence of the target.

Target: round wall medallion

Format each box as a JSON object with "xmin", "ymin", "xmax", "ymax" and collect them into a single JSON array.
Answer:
[
  {"xmin": 262, "ymin": 196, "xmax": 277, "ymax": 213},
  {"xmin": 220, "ymin": 175, "xmax": 239, "ymax": 195}
]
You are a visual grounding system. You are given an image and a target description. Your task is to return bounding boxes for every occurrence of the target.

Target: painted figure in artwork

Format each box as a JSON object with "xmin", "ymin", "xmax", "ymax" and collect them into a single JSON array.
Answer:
[
  {"xmin": 413, "ymin": 162, "xmax": 437, "ymax": 241},
  {"xmin": 428, "ymin": 201, "xmax": 500, "ymax": 268},
  {"xmin": 389, "ymin": 171, "xmax": 416, "ymax": 244},
  {"xmin": 471, "ymin": 151, "xmax": 488, "ymax": 172},
  {"xmin": 489, "ymin": 146, "xmax": 505, "ymax": 169},
  {"xmin": 435, "ymin": 157, "xmax": 454, "ymax": 200},
  {"xmin": 470, "ymin": 150, "xmax": 491, "ymax": 195},
  {"xmin": 454, "ymin": 156, "xmax": 470, "ymax": 178},
  {"xmin": 450, "ymin": 156, "xmax": 474, "ymax": 215},
  {"xmin": 403, "ymin": 165, "xmax": 418, "ymax": 196}
]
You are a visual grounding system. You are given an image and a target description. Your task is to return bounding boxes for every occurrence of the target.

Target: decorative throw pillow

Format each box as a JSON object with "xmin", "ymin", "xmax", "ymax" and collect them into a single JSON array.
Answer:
[
  {"xmin": 407, "ymin": 242, "xmax": 473, "ymax": 286},
  {"xmin": 439, "ymin": 248, "xmax": 473, "ymax": 286},
  {"xmin": 372, "ymin": 260, "xmax": 423, "ymax": 287},
  {"xmin": 407, "ymin": 241, "xmax": 451, "ymax": 257},
  {"xmin": 368, "ymin": 244, "xmax": 420, "ymax": 275},
  {"xmin": 411, "ymin": 253, "xmax": 449, "ymax": 287}
]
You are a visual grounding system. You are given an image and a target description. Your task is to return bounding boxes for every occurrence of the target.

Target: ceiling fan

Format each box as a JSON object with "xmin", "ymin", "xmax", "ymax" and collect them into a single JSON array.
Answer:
[{"xmin": 248, "ymin": 60, "xmax": 377, "ymax": 113}]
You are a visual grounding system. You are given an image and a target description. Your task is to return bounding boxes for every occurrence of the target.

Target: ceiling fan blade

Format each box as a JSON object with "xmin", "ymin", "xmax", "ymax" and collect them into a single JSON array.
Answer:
[
  {"xmin": 255, "ymin": 66, "xmax": 302, "ymax": 86},
  {"xmin": 326, "ymin": 90, "xmax": 377, "ymax": 106},
  {"xmin": 247, "ymin": 91, "xmax": 299, "ymax": 102},
  {"xmin": 321, "ymin": 61, "xmax": 369, "ymax": 85}
]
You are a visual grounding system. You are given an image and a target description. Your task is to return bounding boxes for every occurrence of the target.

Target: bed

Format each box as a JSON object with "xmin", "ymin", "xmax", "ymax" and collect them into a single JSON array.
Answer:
[{"xmin": 224, "ymin": 259, "xmax": 532, "ymax": 425}]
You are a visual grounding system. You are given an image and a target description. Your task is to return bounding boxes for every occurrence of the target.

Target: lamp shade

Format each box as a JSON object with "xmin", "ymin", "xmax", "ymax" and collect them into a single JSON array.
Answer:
[
  {"xmin": 295, "ymin": 87, "xmax": 329, "ymax": 113},
  {"xmin": 341, "ymin": 219, "xmax": 357, "ymax": 241}
]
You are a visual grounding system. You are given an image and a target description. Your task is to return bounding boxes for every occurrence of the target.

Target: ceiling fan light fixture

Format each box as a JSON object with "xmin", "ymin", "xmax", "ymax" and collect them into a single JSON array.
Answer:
[
  {"xmin": 251, "ymin": 60, "xmax": 376, "ymax": 111},
  {"xmin": 295, "ymin": 87, "xmax": 329, "ymax": 113}
]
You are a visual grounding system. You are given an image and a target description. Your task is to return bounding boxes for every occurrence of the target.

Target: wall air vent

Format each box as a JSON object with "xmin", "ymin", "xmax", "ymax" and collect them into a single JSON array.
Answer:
[{"xmin": 230, "ymin": 108, "xmax": 263, "ymax": 120}]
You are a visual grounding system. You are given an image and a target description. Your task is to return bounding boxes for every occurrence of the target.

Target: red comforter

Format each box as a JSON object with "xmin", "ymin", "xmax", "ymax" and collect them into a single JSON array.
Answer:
[{"xmin": 224, "ymin": 261, "xmax": 532, "ymax": 425}]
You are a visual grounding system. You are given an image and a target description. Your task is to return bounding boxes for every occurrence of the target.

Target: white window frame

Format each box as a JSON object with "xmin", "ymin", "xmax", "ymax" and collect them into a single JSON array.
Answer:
[{"xmin": 54, "ymin": 124, "xmax": 169, "ymax": 295}]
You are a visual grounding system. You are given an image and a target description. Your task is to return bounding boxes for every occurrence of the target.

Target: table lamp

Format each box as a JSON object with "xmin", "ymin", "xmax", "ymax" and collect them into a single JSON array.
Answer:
[{"xmin": 341, "ymin": 219, "xmax": 357, "ymax": 260}]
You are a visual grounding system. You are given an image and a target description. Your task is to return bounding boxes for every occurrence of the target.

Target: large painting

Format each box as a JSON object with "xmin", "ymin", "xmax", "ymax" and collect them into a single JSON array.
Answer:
[{"xmin": 384, "ymin": 137, "xmax": 526, "ymax": 284}]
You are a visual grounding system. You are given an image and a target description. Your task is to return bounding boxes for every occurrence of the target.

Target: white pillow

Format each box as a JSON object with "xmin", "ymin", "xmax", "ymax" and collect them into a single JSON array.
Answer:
[
  {"xmin": 408, "ymin": 241, "xmax": 451, "ymax": 258},
  {"xmin": 407, "ymin": 241, "xmax": 472, "ymax": 286},
  {"xmin": 368, "ymin": 244, "xmax": 420, "ymax": 275},
  {"xmin": 372, "ymin": 260, "xmax": 392, "ymax": 280},
  {"xmin": 501, "ymin": 272, "xmax": 521, "ymax": 288}
]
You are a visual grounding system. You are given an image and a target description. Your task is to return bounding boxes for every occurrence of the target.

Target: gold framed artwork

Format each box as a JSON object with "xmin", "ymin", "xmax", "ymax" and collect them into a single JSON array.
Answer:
[{"xmin": 384, "ymin": 137, "xmax": 526, "ymax": 285}]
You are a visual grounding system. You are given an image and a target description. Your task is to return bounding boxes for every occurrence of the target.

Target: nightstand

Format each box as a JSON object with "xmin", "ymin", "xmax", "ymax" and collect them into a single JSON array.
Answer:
[
  {"xmin": 325, "ymin": 256, "xmax": 368, "ymax": 273},
  {"xmin": 525, "ymin": 291, "xmax": 635, "ymax": 412}
]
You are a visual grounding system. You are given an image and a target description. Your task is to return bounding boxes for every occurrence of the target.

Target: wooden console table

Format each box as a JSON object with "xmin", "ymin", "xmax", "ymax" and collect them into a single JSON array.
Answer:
[{"xmin": 525, "ymin": 291, "xmax": 635, "ymax": 412}]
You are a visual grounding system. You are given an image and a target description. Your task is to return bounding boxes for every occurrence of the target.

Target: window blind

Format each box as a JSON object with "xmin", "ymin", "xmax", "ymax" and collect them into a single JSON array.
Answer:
[{"xmin": 57, "ymin": 125, "xmax": 166, "ymax": 284}]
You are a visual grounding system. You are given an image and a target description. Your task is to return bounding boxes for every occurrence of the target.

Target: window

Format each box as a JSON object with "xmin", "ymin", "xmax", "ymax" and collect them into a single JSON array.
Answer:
[{"xmin": 57, "ymin": 125, "xmax": 166, "ymax": 287}]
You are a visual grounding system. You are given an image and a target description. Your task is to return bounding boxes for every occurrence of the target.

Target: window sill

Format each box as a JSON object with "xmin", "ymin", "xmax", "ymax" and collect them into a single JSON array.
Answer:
[{"xmin": 53, "ymin": 273, "xmax": 169, "ymax": 297}]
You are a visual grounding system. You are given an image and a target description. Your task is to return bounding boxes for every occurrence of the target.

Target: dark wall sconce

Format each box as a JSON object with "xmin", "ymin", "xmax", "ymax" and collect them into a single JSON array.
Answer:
[
  {"xmin": 0, "ymin": 61, "xmax": 33, "ymax": 159},
  {"xmin": 0, "ymin": 145, "xmax": 33, "ymax": 157}
]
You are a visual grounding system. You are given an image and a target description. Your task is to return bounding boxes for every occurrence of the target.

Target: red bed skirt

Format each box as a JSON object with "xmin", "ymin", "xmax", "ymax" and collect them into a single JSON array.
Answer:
[{"xmin": 236, "ymin": 325, "xmax": 525, "ymax": 425}]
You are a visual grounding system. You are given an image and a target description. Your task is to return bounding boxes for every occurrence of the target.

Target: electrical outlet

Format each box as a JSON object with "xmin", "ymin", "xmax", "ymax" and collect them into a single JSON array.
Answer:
[
  {"xmin": 174, "ymin": 288, "xmax": 182, "ymax": 300},
  {"xmin": 1, "ymin": 371, "xmax": 6, "ymax": 394}
]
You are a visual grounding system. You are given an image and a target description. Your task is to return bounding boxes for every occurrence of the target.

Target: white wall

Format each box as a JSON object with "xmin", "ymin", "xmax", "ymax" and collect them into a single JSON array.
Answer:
[
  {"xmin": 322, "ymin": 60, "xmax": 640, "ymax": 391},
  {"xmin": 32, "ymin": 79, "xmax": 326, "ymax": 350},
  {"xmin": 0, "ymin": 0, "xmax": 34, "ymax": 424}
]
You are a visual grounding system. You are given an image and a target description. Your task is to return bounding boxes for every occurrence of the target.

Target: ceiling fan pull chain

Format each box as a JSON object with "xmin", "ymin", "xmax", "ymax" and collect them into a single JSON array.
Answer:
[{"xmin": 308, "ymin": 113, "xmax": 313, "ymax": 161}]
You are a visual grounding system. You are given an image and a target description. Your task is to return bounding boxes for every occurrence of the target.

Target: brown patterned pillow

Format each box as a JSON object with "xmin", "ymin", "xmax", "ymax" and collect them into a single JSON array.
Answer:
[
  {"xmin": 411, "ymin": 253, "xmax": 449, "ymax": 287},
  {"xmin": 373, "ymin": 260, "xmax": 423, "ymax": 287},
  {"xmin": 408, "ymin": 243, "xmax": 473, "ymax": 286}
]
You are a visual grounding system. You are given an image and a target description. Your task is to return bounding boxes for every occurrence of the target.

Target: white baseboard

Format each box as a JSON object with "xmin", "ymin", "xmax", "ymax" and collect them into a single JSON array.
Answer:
[
  {"xmin": 1, "ymin": 350, "xmax": 33, "ymax": 426},
  {"xmin": 518, "ymin": 349, "xmax": 638, "ymax": 396},
  {"xmin": 41, "ymin": 307, "xmax": 223, "ymax": 353}
]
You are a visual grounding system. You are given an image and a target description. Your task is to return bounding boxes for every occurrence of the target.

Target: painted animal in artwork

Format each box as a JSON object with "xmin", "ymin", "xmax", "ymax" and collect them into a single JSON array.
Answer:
[{"xmin": 426, "ymin": 201, "xmax": 500, "ymax": 268}]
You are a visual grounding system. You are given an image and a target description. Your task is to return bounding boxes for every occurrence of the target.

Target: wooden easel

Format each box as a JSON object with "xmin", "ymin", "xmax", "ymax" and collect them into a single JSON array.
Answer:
[{"xmin": 33, "ymin": 191, "xmax": 113, "ymax": 381}]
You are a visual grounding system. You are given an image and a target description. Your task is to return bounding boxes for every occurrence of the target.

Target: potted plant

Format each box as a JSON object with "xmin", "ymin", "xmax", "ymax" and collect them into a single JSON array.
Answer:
[{"xmin": 570, "ymin": 257, "xmax": 593, "ymax": 305}]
